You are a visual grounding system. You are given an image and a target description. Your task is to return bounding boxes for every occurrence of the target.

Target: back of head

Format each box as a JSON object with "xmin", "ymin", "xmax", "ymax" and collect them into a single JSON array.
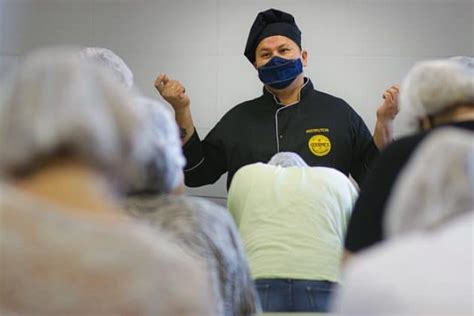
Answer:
[
  {"xmin": 400, "ymin": 57, "xmax": 474, "ymax": 126},
  {"xmin": 127, "ymin": 96, "xmax": 186, "ymax": 195},
  {"xmin": 0, "ymin": 188, "xmax": 214, "ymax": 315},
  {"xmin": 268, "ymin": 151, "xmax": 308, "ymax": 167},
  {"xmin": 77, "ymin": 47, "xmax": 134, "ymax": 91},
  {"xmin": 385, "ymin": 128, "xmax": 474, "ymax": 238},
  {"xmin": 0, "ymin": 47, "xmax": 153, "ymax": 188}
]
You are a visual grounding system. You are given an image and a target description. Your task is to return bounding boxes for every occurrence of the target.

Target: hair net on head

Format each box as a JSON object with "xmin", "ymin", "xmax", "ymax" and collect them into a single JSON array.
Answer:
[
  {"xmin": 0, "ymin": 186, "xmax": 213, "ymax": 316},
  {"xmin": 450, "ymin": 55, "xmax": 474, "ymax": 68},
  {"xmin": 400, "ymin": 58, "xmax": 474, "ymax": 124},
  {"xmin": 384, "ymin": 128, "xmax": 474, "ymax": 238},
  {"xmin": 268, "ymin": 152, "xmax": 308, "ymax": 167},
  {"xmin": 77, "ymin": 47, "xmax": 134, "ymax": 91},
  {"xmin": 0, "ymin": 47, "xmax": 153, "ymax": 185},
  {"xmin": 128, "ymin": 97, "xmax": 186, "ymax": 194}
]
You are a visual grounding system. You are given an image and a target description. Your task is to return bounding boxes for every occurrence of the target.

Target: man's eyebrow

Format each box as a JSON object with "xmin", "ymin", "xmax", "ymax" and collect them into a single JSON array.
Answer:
[
  {"xmin": 257, "ymin": 43, "xmax": 290, "ymax": 53},
  {"xmin": 277, "ymin": 43, "xmax": 290, "ymax": 49}
]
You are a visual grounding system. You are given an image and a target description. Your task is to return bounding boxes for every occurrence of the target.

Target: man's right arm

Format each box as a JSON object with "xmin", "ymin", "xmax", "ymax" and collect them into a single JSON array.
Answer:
[
  {"xmin": 154, "ymin": 74, "xmax": 227, "ymax": 187},
  {"xmin": 155, "ymin": 74, "xmax": 195, "ymax": 144}
]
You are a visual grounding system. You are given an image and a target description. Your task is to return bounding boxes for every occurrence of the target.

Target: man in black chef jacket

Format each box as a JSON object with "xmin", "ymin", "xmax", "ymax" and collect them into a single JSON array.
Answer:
[{"xmin": 155, "ymin": 8, "xmax": 399, "ymax": 189}]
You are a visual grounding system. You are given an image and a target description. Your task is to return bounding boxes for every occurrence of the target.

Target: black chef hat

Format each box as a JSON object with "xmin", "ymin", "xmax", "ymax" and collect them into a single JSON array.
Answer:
[{"xmin": 244, "ymin": 8, "xmax": 302, "ymax": 64}]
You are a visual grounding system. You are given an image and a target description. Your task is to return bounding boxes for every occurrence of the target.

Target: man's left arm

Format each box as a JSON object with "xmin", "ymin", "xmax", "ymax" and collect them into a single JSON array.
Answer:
[
  {"xmin": 349, "ymin": 85, "xmax": 400, "ymax": 184},
  {"xmin": 373, "ymin": 85, "xmax": 400, "ymax": 150}
]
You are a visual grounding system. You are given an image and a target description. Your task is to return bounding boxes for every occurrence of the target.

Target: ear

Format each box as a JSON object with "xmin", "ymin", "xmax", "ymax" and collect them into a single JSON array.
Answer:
[
  {"xmin": 418, "ymin": 116, "xmax": 432, "ymax": 131},
  {"xmin": 301, "ymin": 49, "xmax": 308, "ymax": 67}
]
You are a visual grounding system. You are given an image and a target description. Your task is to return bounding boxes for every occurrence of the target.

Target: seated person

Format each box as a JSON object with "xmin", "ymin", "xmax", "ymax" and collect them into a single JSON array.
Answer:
[
  {"xmin": 227, "ymin": 152, "xmax": 358, "ymax": 313},
  {"xmin": 0, "ymin": 190, "xmax": 212, "ymax": 316},
  {"xmin": 0, "ymin": 48, "xmax": 213, "ymax": 316},
  {"xmin": 344, "ymin": 56, "xmax": 474, "ymax": 256},
  {"xmin": 125, "ymin": 195, "xmax": 261, "ymax": 316},
  {"xmin": 334, "ymin": 128, "xmax": 474, "ymax": 315},
  {"xmin": 124, "ymin": 97, "xmax": 260, "ymax": 316}
]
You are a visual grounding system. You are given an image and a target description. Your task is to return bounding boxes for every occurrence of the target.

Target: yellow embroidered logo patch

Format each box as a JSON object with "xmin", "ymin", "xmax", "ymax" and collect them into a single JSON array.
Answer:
[{"xmin": 308, "ymin": 134, "xmax": 331, "ymax": 156}]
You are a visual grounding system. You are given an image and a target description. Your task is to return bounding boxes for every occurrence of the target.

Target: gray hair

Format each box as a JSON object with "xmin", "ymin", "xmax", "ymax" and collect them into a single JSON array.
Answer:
[
  {"xmin": 400, "ymin": 57, "xmax": 474, "ymax": 123},
  {"xmin": 128, "ymin": 97, "xmax": 186, "ymax": 194},
  {"xmin": 268, "ymin": 152, "xmax": 308, "ymax": 167},
  {"xmin": 0, "ymin": 47, "xmax": 153, "ymax": 186},
  {"xmin": 385, "ymin": 128, "xmax": 474, "ymax": 238},
  {"xmin": 77, "ymin": 47, "xmax": 134, "ymax": 91},
  {"xmin": 124, "ymin": 195, "xmax": 261, "ymax": 316}
]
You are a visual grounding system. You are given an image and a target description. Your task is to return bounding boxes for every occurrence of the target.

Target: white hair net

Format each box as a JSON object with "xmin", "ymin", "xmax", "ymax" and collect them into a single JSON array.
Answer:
[
  {"xmin": 400, "ymin": 58, "xmax": 474, "ymax": 125},
  {"xmin": 0, "ymin": 47, "xmax": 153, "ymax": 185},
  {"xmin": 450, "ymin": 55, "xmax": 474, "ymax": 68},
  {"xmin": 77, "ymin": 47, "xmax": 134, "ymax": 91},
  {"xmin": 0, "ymin": 184, "xmax": 214, "ymax": 316},
  {"xmin": 385, "ymin": 128, "xmax": 474, "ymax": 238},
  {"xmin": 128, "ymin": 97, "xmax": 186, "ymax": 194},
  {"xmin": 268, "ymin": 152, "xmax": 308, "ymax": 167}
]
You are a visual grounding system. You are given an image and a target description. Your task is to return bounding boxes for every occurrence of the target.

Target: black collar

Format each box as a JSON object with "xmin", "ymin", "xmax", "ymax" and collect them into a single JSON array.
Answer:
[{"xmin": 263, "ymin": 77, "xmax": 314, "ymax": 105}]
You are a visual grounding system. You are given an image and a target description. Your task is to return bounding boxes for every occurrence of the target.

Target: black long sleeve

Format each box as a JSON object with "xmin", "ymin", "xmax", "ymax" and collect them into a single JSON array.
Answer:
[{"xmin": 182, "ymin": 78, "xmax": 380, "ymax": 190}]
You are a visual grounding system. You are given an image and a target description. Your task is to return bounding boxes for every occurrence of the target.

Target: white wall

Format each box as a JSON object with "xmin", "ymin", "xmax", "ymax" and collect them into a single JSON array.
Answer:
[{"xmin": 1, "ymin": 0, "xmax": 473, "ymax": 205}]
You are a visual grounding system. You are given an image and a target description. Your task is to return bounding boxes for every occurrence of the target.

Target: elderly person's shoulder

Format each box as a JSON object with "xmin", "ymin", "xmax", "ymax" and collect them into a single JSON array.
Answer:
[
  {"xmin": 125, "ymin": 194, "xmax": 236, "ymax": 233},
  {"xmin": 0, "ymin": 184, "xmax": 214, "ymax": 316},
  {"xmin": 124, "ymin": 194, "xmax": 261, "ymax": 316},
  {"xmin": 124, "ymin": 194, "xmax": 242, "ymax": 267}
]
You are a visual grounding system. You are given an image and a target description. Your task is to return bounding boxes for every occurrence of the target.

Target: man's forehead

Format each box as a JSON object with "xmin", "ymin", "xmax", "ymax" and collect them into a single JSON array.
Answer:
[{"xmin": 256, "ymin": 35, "xmax": 299, "ymax": 51}]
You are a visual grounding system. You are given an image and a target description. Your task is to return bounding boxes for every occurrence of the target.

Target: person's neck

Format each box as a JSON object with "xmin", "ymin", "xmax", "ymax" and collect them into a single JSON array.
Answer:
[
  {"xmin": 433, "ymin": 105, "xmax": 474, "ymax": 126},
  {"xmin": 12, "ymin": 159, "xmax": 121, "ymax": 219},
  {"xmin": 268, "ymin": 75, "xmax": 305, "ymax": 106}
]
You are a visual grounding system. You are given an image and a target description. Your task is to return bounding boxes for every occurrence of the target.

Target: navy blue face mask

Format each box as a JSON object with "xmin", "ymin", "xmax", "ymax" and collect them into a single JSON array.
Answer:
[{"xmin": 257, "ymin": 56, "xmax": 303, "ymax": 89}]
